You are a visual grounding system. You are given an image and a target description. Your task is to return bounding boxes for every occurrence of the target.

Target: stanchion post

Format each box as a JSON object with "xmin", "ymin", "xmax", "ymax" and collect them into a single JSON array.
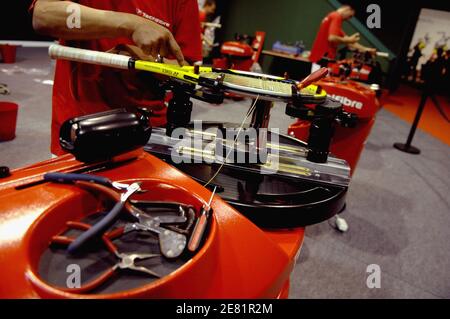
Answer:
[{"xmin": 393, "ymin": 89, "xmax": 429, "ymax": 155}]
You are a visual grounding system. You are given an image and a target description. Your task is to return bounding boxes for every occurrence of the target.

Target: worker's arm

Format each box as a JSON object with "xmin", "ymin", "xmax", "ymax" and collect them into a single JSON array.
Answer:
[
  {"xmin": 327, "ymin": 12, "xmax": 360, "ymax": 46},
  {"xmin": 348, "ymin": 42, "xmax": 376, "ymax": 54},
  {"xmin": 329, "ymin": 32, "xmax": 376, "ymax": 54},
  {"xmin": 328, "ymin": 32, "xmax": 360, "ymax": 45},
  {"xmin": 32, "ymin": 0, "xmax": 186, "ymax": 64}
]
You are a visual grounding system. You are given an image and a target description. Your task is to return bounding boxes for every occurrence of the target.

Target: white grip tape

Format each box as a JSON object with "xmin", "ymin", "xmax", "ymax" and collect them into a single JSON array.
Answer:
[
  {"xmin": 376, "ymin": 52, "xmax": 389, "ymax": 58},
  {"xmin": 48, "ymin": 44, "xmax": 130, "ymax": 70}
]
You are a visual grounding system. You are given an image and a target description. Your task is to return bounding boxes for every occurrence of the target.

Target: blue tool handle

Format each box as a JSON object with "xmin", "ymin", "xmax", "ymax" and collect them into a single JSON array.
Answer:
[
  {"xmin": 67, "ymin": 200, "xmax": 125, "ymax": 254},
  {"xmin": 44, "ymin": 172, "xmax": 112, "ymax": 187}
]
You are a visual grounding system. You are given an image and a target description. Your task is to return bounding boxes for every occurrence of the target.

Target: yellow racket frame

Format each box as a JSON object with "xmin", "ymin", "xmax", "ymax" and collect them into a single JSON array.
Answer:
[{"xmin": 133, "ymin": 60, "xmax": 327, "ymax": 100}]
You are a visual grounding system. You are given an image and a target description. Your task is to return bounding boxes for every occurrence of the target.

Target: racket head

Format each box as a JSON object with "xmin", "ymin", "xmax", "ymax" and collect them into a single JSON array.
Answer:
[
  {"xmin": 153, "ymin": 66, "xmax": 327, "ymax": 103},
  {"xmin": 199, "ymin": 70, "xmax": 327, "ymax": 103}
]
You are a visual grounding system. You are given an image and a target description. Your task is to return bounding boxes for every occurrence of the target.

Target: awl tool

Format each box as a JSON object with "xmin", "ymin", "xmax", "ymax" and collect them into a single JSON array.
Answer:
[{"xmin": 188, "ymin": 187, "xmax": 216, "ymax": 252}]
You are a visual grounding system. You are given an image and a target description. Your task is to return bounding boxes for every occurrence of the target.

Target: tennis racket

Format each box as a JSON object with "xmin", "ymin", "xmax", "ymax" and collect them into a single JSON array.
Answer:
[{"xmin": 49, "ymin": 44, "xmax": 327, "ymax": 102}]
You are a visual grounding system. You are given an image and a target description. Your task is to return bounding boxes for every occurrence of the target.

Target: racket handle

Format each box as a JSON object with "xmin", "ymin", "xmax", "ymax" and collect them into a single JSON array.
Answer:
[
  {"xmin": 298, "ymin": 67, "xmax": 329, "ymax": 89},
  {"xmin": 49, "ymin": 44, "xmax": 131, "ymax": 70},
  {"xmin": 376, "ymin": 52, "xmax": 389, "ymax": 58}
]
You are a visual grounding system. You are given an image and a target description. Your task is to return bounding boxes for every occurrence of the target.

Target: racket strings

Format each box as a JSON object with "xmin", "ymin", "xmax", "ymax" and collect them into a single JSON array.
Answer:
[
  {"xmin": 202, "ymin": 73, "xmax": 293, "ymax": 95},
  {"xmin": 203, "ymin": 95, "xmax": 260, "ymax": 188}
]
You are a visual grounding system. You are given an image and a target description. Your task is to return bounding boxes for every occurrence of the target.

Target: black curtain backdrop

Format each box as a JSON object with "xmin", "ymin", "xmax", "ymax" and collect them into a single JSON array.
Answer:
[{"xmin": 0, "ymin": 0, "xmax": 52, "ymax": 40}]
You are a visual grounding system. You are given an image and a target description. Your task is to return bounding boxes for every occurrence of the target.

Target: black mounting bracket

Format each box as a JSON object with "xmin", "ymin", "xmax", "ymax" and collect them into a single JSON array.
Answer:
[
  {"xmin": 164, "ymin": 80, "xmax": 225, "ymax": 136},
  {"xmin": 286, "ymin": 98, "xmax": 357, "ymax": 163}
]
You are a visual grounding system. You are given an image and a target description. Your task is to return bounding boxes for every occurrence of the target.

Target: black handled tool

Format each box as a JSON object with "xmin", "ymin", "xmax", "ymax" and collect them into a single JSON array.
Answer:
[
  {"xmin": 67, "ymin": 182, "xmax": 142, "ymax": 254},
  {"xmin": 44, "ymin": 172, "xmax": 146, "ymax": 193}
]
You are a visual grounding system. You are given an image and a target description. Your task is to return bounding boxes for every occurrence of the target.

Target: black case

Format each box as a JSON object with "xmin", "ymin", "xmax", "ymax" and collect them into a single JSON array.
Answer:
[{"xmin": 60, "ymin": 108, "xmax": 152, "ymax": 162}]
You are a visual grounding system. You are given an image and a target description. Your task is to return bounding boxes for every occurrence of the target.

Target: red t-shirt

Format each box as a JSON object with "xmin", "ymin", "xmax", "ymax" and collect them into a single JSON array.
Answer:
[
  {"xmin": 30, "ymin": 0, "xmax": 202, "ymax": 155},
  {"xmin": 199, "ymin": 9, "xmax": 207, "ymax": 32},
  {"xmin": 309, "ymin": 11, "xmax": 344, "ymax": 63},
  {"xmin": 199, "ymin": 10, "xmax": 207, "ymax": 24}
]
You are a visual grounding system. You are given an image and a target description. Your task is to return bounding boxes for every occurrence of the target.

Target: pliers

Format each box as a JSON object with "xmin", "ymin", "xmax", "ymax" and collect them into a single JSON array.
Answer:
[
  {"xmin": 45, "ymin": 173, "xmax": 197, "ymax": 258},
  {"xmin": 44, "ymin": 172, "xmax": 145, "ymax": 254},
  {"xmin": 52, "ymin": 221, "xmax": 160, "ymax": 294},
  {"xmin": 129, "ymin": 200, "xmax": 197, "ymax": 235}
]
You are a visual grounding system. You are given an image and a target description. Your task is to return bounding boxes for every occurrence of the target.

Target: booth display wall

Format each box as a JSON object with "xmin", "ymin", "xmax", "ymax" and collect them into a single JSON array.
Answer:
[{"xmin": 408, "ymin": 8, "xmax": 450, "ymax": 70}]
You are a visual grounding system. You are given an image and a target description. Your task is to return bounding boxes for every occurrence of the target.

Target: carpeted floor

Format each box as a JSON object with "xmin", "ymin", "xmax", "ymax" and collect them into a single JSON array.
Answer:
[
  {"xmin": 1, "ymin": 47, "xmax": 449, "ymax": 298},
  {"xmin": 0, "ymin": 47, "xmax": 54, "ymax": 167}
]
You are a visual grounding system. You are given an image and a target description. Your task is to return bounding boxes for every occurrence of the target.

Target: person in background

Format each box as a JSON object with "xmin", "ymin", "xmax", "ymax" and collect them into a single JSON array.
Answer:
[
  {"xmin": 309, "ymin": 4, "xmax": 376, "ymax": 233},
  {"xmin": 199, "ymin": 0, "xmax": 216, "ymax": 27},
  {"xmin": 309, "ymin": 4, "xmax": 376, "ymax": 63},
  {"xmin": 31, "ymin": 0, "xmax": 202, "ymax": 156},
  {"xmin": 444, "ymin": 50, "xmax": 450, "ymax": 93},
  {"xmin": 407, "ymin": 40, "xmax": 426, "ymax": 82}
]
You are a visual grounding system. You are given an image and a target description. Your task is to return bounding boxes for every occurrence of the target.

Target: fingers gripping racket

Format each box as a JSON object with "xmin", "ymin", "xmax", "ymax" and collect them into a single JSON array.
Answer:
[{"xmin": 49, "ymin": 44, "xmax": 327, "ymax": 102}]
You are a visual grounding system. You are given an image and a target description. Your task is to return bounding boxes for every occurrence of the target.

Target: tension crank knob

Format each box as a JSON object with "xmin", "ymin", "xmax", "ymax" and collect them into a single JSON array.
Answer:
[{"xmin": 0, "ymin": 166, "xmax": 11, "ymax": 178}]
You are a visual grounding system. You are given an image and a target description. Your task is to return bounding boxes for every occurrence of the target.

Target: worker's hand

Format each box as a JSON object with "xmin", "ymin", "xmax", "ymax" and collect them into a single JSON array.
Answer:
[
  {"xmin": 345, "ymin": 33, "xmax": 360, "ymax": 44},
  {"xmin": 131, "ymin": 21, "xmax": 186, "ymax": 65},
  {"xmin": 365, "ymin": 47, "xmax": 377, "ymax": 55},
  {"xmin": 108, "ymin": 44, "xmax": 187, "ymax": 67},
  {"xmin": 108, "ymin": 44, "xmax": 154, "ymax": 61}
]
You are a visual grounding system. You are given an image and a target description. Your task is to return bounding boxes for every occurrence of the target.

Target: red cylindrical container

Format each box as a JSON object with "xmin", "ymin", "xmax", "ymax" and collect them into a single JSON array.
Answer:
[
  {"xmin": 0, "ymin": 102, "xmax": 19, "ymax": 141},
  {"xmin": 0, "ymin": 45, "xmax": 18, "ymax": 63}
]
